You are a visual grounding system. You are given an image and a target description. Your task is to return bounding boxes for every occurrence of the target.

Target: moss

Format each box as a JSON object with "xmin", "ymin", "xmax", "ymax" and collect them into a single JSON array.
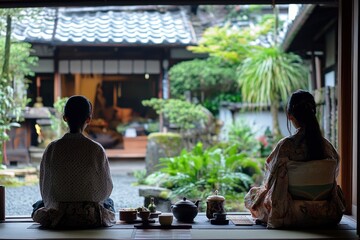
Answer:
[
  {"xmin": 148, "ymin": 132, "xmax": 182, "ymax": 146},
  {"xmin": 0, "ymin": 167, "xmax": 39, "ymax": 187},
  {"xmin": 148, "ymin": 132, "xmax": 181, "ymax": 139},
  {"xmin": 0, "ymin": 175, "xmax": 25, "ymax": 187}
]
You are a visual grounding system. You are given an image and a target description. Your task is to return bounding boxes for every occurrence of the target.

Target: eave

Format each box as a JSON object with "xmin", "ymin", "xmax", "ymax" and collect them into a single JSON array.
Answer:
[
  {"xmin": 0, "ymin": 0, "xmax": 338, "ymax": 8},
  {"xmin": 282, "ymin": 3, "xmax": 338, "ymax": 54}
]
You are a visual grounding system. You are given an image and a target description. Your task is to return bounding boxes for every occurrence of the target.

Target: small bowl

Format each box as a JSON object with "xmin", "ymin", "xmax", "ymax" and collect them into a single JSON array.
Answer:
[
  {"xmin": 159, "ymin": 213, "xmax": 173, "ymax": 226},
  {"xmin": 138, "ymin": 211, "xmax": 151, "ymax": 221},
  {"xmin": 119, "ymin": 209, "xmax": 137, "ymax": 222}
]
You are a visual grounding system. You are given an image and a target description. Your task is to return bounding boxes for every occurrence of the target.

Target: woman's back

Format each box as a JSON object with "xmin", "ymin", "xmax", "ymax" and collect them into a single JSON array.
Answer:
[
  {"xmin": 273, "ymin": 129, "xmax": 339, "ymax": 163},
  {"xmin": 44, "ymin": 133, "xmax": 112, "ymax": 203},
  {"xmin": 245, "ymin": 90, "xmax": 345, "ymax": 228}
]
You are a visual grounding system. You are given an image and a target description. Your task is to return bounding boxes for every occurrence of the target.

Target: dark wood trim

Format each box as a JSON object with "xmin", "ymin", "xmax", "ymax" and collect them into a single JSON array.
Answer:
[
  {"xmin": 0, "ymin": 0, "xmax": 338, "ymax": 8},
  {"xmin": 282, "ymin": 5, "xmax": 317, "ymax": 51},
  {"xmin": 354, "ymin": 0, "xmax": 360, "ymax": 235},
  {"xmin": 337, "ymin": 0, "xmax": 353, "ymax": 215}
]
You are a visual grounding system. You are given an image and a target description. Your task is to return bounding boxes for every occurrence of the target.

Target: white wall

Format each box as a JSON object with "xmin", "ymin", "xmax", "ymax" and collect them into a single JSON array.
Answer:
[{"xmin": 219, "ymin": 107, "xmax": 295, "ymax": 141}]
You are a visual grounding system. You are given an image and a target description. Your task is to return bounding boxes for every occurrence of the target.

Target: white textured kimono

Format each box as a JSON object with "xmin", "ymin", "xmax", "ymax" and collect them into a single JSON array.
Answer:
[{"xmin": 34, "ymin": 132, "xmax": 115, "ymax": 228}]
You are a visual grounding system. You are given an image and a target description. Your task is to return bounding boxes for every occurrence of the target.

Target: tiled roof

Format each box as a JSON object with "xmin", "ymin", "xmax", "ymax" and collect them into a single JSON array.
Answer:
[{"xmin": 12, "ymin": 6, "xmax": 197, "ymax": 46}]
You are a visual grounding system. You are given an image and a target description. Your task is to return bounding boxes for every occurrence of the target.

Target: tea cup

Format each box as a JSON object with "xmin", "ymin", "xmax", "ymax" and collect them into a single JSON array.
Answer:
[
  {"xmin": 159, "ymin": 213, "xmax": 173, "ymax": 226},
  {"xmin": 119, "ymin": 208, "xmax": 137, "ymax": 222},
  {"xmin": 213, "ymin": 212, "xmax": 227, "ymax": 221},
  {"xmin": 138, "ymin": 211, "xmax": 151, "ymax": 221}
]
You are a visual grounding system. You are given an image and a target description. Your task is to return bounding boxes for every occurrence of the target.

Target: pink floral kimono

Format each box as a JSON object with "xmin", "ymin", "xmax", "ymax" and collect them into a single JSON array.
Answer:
[{"xmin": 245, "ymin": 129, "xmax": 346, "ymax": 228}]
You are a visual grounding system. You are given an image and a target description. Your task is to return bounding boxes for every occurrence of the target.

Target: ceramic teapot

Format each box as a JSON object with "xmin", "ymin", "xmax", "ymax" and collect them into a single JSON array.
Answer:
[
  {"xmin": 171, "ymin": 197, "xmax": 200, "ymax": 223},
  {"xmin": 206, "ymin": 190, "xmax": 225, "ymax": 219}
]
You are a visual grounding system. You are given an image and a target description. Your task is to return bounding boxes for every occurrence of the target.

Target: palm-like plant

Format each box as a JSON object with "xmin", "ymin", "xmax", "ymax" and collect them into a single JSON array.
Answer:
[{"xmin": 237, "ymin": 46, "xmax": 307, "ymax": 138}]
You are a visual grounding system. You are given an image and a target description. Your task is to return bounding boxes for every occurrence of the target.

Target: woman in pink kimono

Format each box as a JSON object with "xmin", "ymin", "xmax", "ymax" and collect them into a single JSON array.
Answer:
[
  {"xmin": 245, "ymin": 90, "xmax": 345, "ymax": 228},
  {"xmin": 32, "ymin": 96, "xmax": 115, "ymax": 228}
]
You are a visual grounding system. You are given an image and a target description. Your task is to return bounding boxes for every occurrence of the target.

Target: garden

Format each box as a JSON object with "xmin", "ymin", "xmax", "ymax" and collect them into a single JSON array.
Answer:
[
  {"xmin": 129, "ymin": 7, "xmax": 307, "ymax": 212},
  {"xmin": 0, "ymin": 6, "xmax": 308, "ymax": 212},
  {"xmin": 0, "ymin": 9, "xmax": 39, "ymax": 169}
]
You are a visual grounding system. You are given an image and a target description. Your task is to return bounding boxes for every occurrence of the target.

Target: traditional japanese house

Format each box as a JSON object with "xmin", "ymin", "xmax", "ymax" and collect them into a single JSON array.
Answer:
[
  {"xmin": 11, "ymin": 5, "xmax": 206, "ymax": 155},
  {"xmin": 13, "ymin": 5, "xmax": 203, "ymax": 117}
]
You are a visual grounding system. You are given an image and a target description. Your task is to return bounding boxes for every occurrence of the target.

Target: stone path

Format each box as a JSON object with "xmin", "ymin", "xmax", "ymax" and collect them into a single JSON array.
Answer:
[{"xmin": 5, "ymin": 174, "xmax": 144, "ymax": 217}]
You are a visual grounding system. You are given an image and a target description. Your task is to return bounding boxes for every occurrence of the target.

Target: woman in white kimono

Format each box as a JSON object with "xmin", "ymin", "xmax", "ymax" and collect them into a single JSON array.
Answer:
[
  {"xmin": 32, "ymin": 95, "xmax": 115, "ymax": 228},
  {"xmin": 245, "ymin": 90, "xmax": 345, "ymax": 228}
]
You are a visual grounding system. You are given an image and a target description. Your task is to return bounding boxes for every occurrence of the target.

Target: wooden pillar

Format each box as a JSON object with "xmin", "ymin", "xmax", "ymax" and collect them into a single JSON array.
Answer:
[
  {"xmin": 337, "ymin": 0, "xmax": 353, "ymax": 215},
  {"xmin": 54, "ymin": 73, "xmax": 61, "ymax": 101},
  {"xmin": 53, "ymin": 48, "xmax": 61, "ymax": 101},
  {"xmin": 75, "ymin": 73, "xmax": 81, "ymax": 95},
  {"xmin": 351, "ymin": 0, "xmax": 360, "ymax": 235},
  {"xmin": 158, "ymin": 68, "xmax": 163, "ymax": 99},
  {"xmin": 315, "ymin": 56, "xmax": 322, "ymax": 89}
]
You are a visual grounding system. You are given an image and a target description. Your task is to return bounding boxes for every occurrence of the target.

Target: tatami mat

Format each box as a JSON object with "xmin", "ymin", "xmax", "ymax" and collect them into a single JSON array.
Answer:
[
  {"xmin": 0, "ymin": 215, "xmax": 358, "ymax": 239},
  {"xmin": 191, "ymin": 229, "xmax": 359, "ymax": 239},
  {"xmin": 133, "ymin": 229, "xmax": 191, "ymax": 239}
]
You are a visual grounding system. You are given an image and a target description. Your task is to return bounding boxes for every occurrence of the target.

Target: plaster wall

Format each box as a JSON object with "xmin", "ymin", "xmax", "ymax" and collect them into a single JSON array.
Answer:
[{"xmin": 219, "ymin": 107, "xmax": 294, "ymax": 141}]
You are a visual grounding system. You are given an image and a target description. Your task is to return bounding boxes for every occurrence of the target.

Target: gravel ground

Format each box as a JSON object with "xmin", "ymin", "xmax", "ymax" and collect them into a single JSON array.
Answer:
[{"xmin": 4, "ymin": 174, "xmax": 144, "ymax": 216}]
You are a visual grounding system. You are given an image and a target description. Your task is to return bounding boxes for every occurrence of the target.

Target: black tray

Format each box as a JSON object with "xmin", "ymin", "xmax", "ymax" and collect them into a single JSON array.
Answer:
[
  {"xmin": 210, "ymin": 219, "xmax": 229, "ymax": 225},
  {"xmin": 134, "ymin": 223, "xmax": 192, "ymax": 229},
  {"xmin": 120, "ymin": 218, "xmax": 155, "ymax": 224}
]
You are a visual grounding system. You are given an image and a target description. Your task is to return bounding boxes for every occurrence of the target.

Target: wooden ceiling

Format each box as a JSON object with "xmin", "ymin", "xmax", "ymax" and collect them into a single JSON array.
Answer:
[{"xmin": 0, "ymin": 0, "xmax": 338, "ymax": 8}]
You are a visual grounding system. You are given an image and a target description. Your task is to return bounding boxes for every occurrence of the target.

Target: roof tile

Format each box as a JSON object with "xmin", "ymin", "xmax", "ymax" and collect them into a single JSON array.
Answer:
[{"xmin": 13, "ymin": 7, "xmax": 197, "ymax": 46}]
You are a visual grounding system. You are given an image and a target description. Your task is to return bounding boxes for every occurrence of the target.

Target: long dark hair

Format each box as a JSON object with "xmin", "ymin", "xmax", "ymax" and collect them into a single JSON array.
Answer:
[{"xmin": 287, "ymin": 90, "xmax": 325, "ymax": 160}]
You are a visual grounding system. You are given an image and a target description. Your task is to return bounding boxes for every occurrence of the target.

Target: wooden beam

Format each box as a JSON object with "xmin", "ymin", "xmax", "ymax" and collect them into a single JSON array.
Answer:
[
  {"xmin": 0, "ymin": 0, "xmax": 338, "ymax": 8},
  {"xmin": 337, "ymin": 0, "xmax": 353, "ymax": 215},
  {"xmin": 282, "ymin": 4, "xmax": 316, "ymax": 51},
  {"xmin": 352, "ymin": 0, "xmax": 360, "ymax": 235}
]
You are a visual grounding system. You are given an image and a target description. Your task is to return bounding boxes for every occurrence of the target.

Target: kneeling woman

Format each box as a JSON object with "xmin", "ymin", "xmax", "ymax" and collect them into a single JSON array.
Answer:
[
  {"xmin": 32, "ymin": 96, "xmax": 115, "ymax": 229},
  {"xmin": 245, "ymin": 90, "xmax": 345, "ymax": 228}
]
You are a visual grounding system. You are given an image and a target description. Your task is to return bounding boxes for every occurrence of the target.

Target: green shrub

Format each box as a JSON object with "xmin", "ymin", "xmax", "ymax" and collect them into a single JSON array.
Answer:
[
  {"xmin": 168, "ymin": 58, "xmax": 238, "ymax": 100},
  {"xmin": 227, "ymin": 119, "xmax": 261, "ymax": 157},
  {"xmin": 142, "ymin": 98, "xmax": 207, "ymax": 131},
  {"xmin": 133, "ymin": 169, "xmax": 147, "ymax": 185},
  {"xmin": 144, "ymin": 142, "xmax": 263, "ymax": 211},
  {"xmin": 50, "ymin": 97, "xmax": 68, "ymax": 137},
  {"xmin": 203, "ymin": 92, "xmax": 242, "ymax": 115}
]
